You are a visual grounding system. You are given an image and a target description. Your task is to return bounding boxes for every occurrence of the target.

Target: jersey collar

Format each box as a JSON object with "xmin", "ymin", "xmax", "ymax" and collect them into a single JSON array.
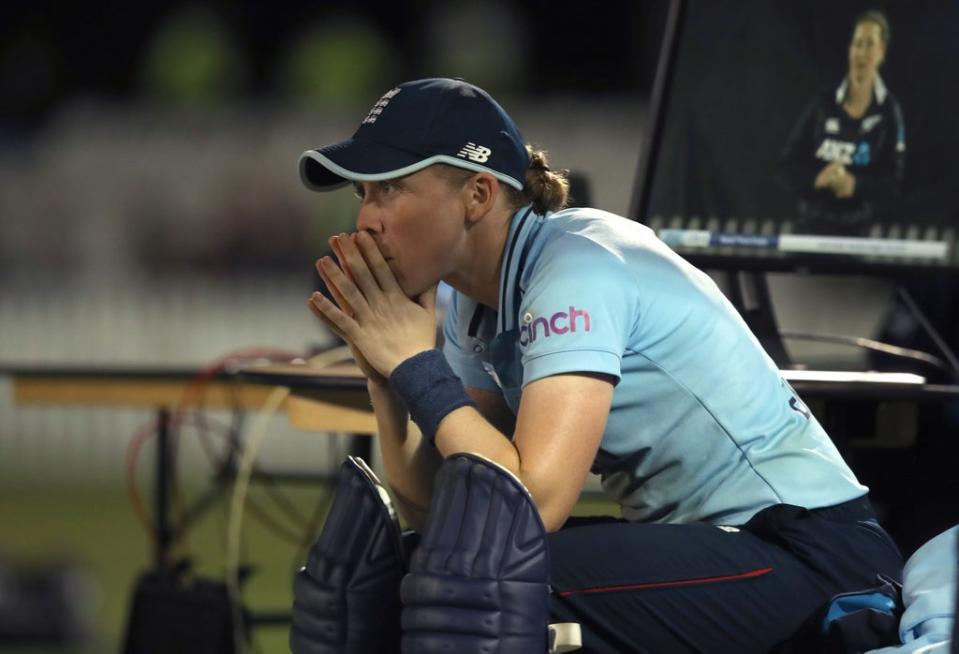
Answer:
[
  {"xmin": 497, "ymin": 205, "xmax": 538, "ymax": 334},
  {"xmin": 835, "ymin": 73, "xmax": 888, "ymax": 106}
]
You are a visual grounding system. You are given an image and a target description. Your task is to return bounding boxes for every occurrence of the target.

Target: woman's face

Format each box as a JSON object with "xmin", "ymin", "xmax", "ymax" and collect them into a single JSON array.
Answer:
[
  {"xmin": 352, "ymin": 167, "xmax": 468, "ymax": 297},
  {"xmin": 848, "ymin": 21, "xmax": 885, "ymax": 86}
]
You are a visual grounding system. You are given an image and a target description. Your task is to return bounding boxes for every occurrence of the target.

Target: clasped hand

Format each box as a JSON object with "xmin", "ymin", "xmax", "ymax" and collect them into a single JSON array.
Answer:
[
  {"xmin": 814, "ymin": 161, "xmax": 856, "ymax": 199},
  {"xmin": 308, "ymin": 231, "xmax": 437, "ymax": 381}
]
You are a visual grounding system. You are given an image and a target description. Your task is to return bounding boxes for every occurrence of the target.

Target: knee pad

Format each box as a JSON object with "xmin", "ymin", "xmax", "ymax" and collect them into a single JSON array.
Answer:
[
  {"xmin": 400, "ymin": 453, "xmax": 551, "ymax": 653},
  {"xmin": 290, "ymin": 456, "xmax": 404, "ymax": 654}
]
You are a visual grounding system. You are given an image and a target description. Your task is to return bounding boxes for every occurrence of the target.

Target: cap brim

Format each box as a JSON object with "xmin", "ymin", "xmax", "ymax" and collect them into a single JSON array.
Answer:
[
  {"xmin": 299, "ymin": 139, "xmax": 524, "ymax": 192},
  {"xmin": 299, "ymin": 138, "xmax": 431, "ymax": 191}
]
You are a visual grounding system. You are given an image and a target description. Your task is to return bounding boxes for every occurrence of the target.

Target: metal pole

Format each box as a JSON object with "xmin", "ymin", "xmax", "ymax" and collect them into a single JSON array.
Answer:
[{"xmin": 156, "ymin": 407, "xmax": 173, "ymax": 572}]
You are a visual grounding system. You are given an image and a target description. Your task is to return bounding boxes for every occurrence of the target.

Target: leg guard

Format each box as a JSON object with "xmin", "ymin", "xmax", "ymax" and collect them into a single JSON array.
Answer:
[
  {"xmin": 290, "ymin": 456, "xmax": 404, "ymax": 654},
  {"xmin": 400, "ymin": 453, "xmax": 551, "ymax": 653}
]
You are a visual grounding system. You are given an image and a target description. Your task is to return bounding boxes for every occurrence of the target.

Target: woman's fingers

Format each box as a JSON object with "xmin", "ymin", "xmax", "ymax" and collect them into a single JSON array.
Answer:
[
  {"xmin": 355, "ymin": 231, "xmax": 403, "ymax": 295},
  {"xmin": 332, "ymin": 233, "xmax": 383, "ymax": 300},
  {"xmin": 316, "ymin": 259, "xmax": 354, "ymax": 317},
  {"xmin": 317, "ymin": 256, "xmax": 370, "ymax": 317},
  {"xmin": 308, "ymin": 290, "xmax": 362, "ymax": 340},
  {"xmin": 329, "ymin": 235, "xmax": 355, "ymax": 283},
  {"xmin": 306, "ymin": 293, "xmax": 348, "ymax": 341}
]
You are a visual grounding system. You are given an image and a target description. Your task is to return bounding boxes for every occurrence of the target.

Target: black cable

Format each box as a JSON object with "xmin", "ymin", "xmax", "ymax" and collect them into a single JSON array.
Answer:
[
  {"xmin": 896, "ymin": 286, "xmax": 959, "ymax": 382},
  {"xmin": 250, "ymin": 466, "xmax": 309, "ymax": 526},
  {"xmin": 242, "ymin": 497, "xmax": 303, "ymax": 546},
  {"xmin": 779, "ymin": 329, "xmax": 953, "ymax": 377},
  {"xmin": 170, "ymin": 415, "xmax": 309, "ymax": 547}
]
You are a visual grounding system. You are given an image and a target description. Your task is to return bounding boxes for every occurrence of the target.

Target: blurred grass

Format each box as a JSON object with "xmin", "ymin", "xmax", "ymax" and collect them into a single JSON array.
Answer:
[
  {"xmin": 0, "ymin": 478, "xmax": 618, "ymax": 654},
  {"xmin": 0, "ymin": 479, "xmax": 331, "ymax": 654}
]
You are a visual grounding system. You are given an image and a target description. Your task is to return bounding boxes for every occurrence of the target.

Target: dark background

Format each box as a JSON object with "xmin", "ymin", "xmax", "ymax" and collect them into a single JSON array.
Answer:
[{"xmin": 0, "ymin": 0, "xmax": 669, "ymax": 131}]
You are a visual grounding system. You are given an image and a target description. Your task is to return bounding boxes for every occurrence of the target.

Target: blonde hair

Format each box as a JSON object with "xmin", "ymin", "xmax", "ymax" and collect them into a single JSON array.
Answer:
[{"xmin": 434, "ymin": 145, "xmax": 570, "ymax": 214}]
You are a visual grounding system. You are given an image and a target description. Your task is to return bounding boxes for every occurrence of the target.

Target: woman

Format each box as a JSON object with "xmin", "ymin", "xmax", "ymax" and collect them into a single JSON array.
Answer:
[
  {"xmin": 779, "ymin": 10, "xmax": 906, "ymax": 236},
  {"xmin": 296, "ymin": 77, "xmax": 903, "ymax": 652}
]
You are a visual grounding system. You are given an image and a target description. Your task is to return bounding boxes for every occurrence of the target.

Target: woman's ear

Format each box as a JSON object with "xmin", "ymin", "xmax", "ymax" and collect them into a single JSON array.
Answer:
[{"xmin": 464, "ymin": 173, "xmax": 498, "ymax": 224}]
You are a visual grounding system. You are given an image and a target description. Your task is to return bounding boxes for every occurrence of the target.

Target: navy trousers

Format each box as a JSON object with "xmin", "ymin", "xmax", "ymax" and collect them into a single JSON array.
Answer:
[{"xmin": 548, "ymin": 496, "xmax": 903, "ymax": 653}]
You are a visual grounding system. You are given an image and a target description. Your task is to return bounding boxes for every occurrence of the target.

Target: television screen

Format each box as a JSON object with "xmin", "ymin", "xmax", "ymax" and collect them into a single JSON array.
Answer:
[{"xmin": 636, "ymin": 0, "xmax": 959, "ymax": 270}]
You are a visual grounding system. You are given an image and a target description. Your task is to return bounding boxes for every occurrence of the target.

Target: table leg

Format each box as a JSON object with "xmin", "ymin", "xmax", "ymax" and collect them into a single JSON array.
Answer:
[{"xmin": 155, "ymin": 407, "xmax": 173, "ymax": 571}]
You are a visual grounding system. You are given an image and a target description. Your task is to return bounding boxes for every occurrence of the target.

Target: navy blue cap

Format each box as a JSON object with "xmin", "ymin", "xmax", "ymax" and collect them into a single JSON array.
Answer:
[{"xmin": 299, "ymin": 78, "xmax": 529, "ymax": 192}]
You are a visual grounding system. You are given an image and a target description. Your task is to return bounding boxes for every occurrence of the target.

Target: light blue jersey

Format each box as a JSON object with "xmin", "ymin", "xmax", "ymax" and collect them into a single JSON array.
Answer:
[{"xmin": 443, "ymin": 206, "xmax": 867, "ymax": 526}]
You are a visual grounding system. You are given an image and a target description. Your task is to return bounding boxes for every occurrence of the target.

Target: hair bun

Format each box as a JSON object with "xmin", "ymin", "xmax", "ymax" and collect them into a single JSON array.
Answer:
[{"xmin": 523, "ymin": 147, "xmax": 569, "ymax": 213}]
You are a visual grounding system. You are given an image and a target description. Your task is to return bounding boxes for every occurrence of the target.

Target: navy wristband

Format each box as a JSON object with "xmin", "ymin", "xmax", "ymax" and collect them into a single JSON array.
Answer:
[{"xmin": 388, "ymin": 349, "xmax": 476, "ymax": 444}]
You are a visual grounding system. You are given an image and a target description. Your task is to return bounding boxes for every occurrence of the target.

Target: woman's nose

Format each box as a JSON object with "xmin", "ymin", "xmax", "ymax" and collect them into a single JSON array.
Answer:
[{"xmin": 356, "ymin": 202, "xmax": 382, "ymax": 234}]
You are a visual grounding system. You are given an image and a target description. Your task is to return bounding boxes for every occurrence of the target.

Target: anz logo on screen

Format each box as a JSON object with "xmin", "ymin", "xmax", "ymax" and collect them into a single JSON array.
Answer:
[{"xmin": 815, "ymin": 139, "xmax": 872, "ymax": 166}]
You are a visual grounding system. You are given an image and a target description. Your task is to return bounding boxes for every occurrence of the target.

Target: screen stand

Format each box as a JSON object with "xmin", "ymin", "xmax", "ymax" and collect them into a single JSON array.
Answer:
[{"xmin": 725, "ymin": 270, "xmax": 792, "ymax": 368}]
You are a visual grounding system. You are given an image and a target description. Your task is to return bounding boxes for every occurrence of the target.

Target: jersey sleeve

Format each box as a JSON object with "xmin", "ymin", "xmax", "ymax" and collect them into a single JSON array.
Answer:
[
  {"xmin": 442, "ymin": 290, "xmax": 500, "ymax": 393},
  {"xmin": 777, "ymin": 97, "xmax": 821, "ymax": 199},
  {"xmin": 516, "ymin": 235, "xmax": 636, "ymax": 387},
  {"xmin": 855, "ymin": 96, "xmax": 906, "ymax": 202}
]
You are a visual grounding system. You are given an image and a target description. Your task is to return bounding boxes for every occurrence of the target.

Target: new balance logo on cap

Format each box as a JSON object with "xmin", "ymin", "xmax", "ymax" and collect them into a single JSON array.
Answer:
[{"xmin": 457, "ymin": 142, "xmax": 492, "ymax": 163}]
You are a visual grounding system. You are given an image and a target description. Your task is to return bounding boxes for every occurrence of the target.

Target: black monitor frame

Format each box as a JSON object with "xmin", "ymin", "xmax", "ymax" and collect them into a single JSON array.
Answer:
[{"xmin": 628, "ymin": 0, "xmax": 684, "ymax": 236}]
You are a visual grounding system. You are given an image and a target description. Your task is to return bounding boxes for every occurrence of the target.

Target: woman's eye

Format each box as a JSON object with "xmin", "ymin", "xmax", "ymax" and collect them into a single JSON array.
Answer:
[
  {"xmin": 352, "ymin": 184, "xmax": 364, "ymax": 199},
  {"xmin": 379, "ymin": 181, "xmax": 396, "ymax": 193}
]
